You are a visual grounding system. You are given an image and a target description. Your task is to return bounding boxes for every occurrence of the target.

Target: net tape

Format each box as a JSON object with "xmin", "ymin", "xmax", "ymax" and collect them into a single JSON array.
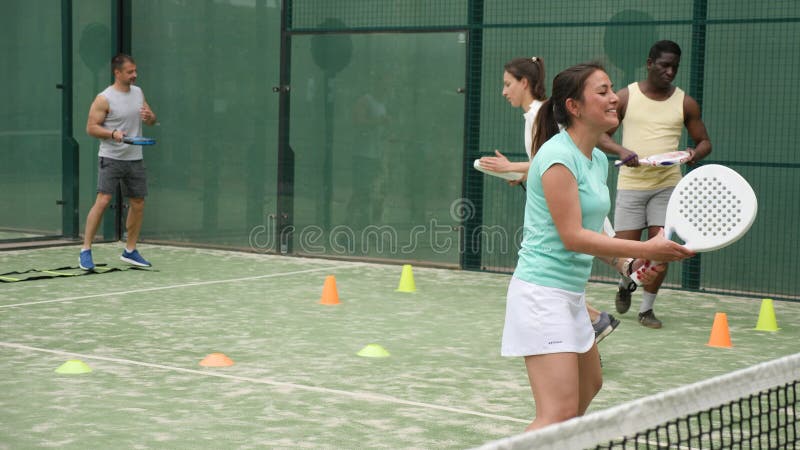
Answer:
[{"xmin": 475, "ymin": 352, "xmax": 800, "ymax": 450}]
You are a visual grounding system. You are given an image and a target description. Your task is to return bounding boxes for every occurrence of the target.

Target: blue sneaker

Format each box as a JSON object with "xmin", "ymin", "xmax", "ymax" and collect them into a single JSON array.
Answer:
[
  {"xmin": 120, "ymin": 249, "xmax": 151, "ymax": 267},
  {"xmin": 79, "ymin": 249, "xmax": 95, "ymax": 270}
]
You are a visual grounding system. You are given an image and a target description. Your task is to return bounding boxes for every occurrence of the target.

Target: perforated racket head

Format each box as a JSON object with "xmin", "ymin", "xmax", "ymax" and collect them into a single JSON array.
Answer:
[
  {"xmin": 473, "ymin": 159, "xmax": 523, "ymax": 181},
  {"xmin": 665, "ymin": 164, "xmax": 757, "ymax": 252},
  {"xmin": 123, "ymin": 136, "xmax": 156, "ymax": 145}
]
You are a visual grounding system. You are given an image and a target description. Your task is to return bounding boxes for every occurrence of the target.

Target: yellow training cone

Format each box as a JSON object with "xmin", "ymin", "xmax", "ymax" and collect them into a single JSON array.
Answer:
[
  {"xmin": 55, "ymin": 359, "xmax": 92, "ymax": 374},
  {"xmin": 395, "ymin": 264, "xmax": 416, "ymax": 293},
  {"xmin": 754, "ymin": 298, "xmax": 780, "ymax": 331},
  {"xmin": 357, "ymin": 344, "xmax": 390, "ymax": 358}
]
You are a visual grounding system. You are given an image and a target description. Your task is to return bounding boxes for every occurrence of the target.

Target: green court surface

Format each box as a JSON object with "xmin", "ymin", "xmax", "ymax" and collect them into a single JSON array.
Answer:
[{"xmin": 1, "ymin": 244, "xmax": 798, "ymax": 449}]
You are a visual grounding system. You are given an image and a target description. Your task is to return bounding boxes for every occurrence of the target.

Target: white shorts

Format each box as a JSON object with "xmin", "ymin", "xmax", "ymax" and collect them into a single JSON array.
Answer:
[{"xmin": 501, "ymin": 276, "xmax": 594, "ymax": 357}]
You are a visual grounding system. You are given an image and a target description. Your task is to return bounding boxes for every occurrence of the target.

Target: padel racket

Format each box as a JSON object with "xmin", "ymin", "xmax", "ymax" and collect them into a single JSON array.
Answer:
[
  {"xmin": 123, "ymin": 136, "xmax": 157, "ymax": 145},
  {"xmin": 630, "ymin": 164, "xmax": 758, "ymax": 285},
  {"xmin": 473, "ymin": 159, "xmax": 523, "ymax": 181},
  {"xmin": 615, "ymin": 150, "xmax": 691, "ymax": 167}
]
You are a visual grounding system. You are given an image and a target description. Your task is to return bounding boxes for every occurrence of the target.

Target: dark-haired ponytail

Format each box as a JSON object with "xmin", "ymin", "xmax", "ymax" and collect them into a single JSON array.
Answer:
[{"xmin": 531, "ymin": 99, "xmax": 560, "ymax": 156}]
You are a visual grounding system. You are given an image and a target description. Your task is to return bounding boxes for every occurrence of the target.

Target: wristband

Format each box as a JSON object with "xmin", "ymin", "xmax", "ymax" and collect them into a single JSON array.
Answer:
[
  {"xmin": 111, "ymin": 129, "xmax": 117, "ymax": 140},
  {"xmin": 624, "ymin": 258, "xmax": 635, "ymax": 277}
]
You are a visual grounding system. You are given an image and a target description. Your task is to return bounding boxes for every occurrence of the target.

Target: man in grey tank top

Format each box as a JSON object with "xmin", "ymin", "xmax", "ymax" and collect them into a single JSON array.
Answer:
[{"xmin": 79, "ymin": 53, "xmax": 158, "ymax": 270}]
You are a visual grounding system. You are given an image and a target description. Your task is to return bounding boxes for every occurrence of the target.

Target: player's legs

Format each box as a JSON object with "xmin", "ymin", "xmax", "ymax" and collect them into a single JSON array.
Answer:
[
  {"xmin": 577, "ymin": 344, "xmax": 603, "ymax": 415},
  {"xmin": 83, "ymin": 157, "xmax": 123, "ymax": 249},
  {"xmin": 120, "ymin": 160, "xmax": 149, "ymax": 251},
  {"xmin": 612, "ymin": 228, "xmax": 644, "ymax": 314},
  {"xmin": 642, "ymin": 224, "xmax": 670, "ymax": 295},
  {"xmin": 524, "ymin": 349, "xmax": 602, "ymax": 431},
  {"xmin": 614, "ymin": 189, "xmax": 653, "ymax": 315},
  {"xmin": 125, "ymin": 197, "xmax": 145, "ymax": 249},
  {"xmin": 82, "ymin": 192, "xmax": 114, "ymax": 249},
  {"xmin": 635, "ymin": 187, "xmax": 674, "ymax": 328}
]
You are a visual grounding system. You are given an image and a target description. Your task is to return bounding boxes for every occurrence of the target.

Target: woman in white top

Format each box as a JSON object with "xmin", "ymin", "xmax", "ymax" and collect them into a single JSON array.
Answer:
[{"xmin": 480, "ymin": 56, "xmax": 546, "ymax": 183}]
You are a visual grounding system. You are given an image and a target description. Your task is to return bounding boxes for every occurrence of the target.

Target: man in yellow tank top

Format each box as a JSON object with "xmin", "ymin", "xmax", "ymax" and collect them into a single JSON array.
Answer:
[{"xmin": 599, "ymin": 40, "xmax": 712, "ymax": 328}]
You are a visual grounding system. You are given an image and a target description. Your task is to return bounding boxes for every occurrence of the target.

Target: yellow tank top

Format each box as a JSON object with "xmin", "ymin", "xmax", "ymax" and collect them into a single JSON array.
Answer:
[{"xmin": 617, "ymin": 82, "xmax": 685, "ymax": 190}]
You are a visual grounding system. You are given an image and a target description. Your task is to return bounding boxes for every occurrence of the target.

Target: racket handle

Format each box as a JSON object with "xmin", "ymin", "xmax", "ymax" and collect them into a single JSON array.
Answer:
[
  {"xmin": 615, "ymin": 154, "xmax": 637, "ymax": 167},
  {"xmin": 629, "ymin": 260, "xmax": 658, "ymax": 286}
]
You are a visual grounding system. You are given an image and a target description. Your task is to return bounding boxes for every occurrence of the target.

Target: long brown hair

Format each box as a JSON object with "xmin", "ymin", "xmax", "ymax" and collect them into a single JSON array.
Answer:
[
  {"xmin": 531, "ymin": 62, "xmax": 606, "ymax": 155},
  {"xmin": 503, "ymin": 56, "xmax": 547, "ymax": 101}
]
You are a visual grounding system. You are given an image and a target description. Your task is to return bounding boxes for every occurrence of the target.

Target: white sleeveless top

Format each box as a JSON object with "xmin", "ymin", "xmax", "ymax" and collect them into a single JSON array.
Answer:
[
  {"xmin": 523, "ymin": 99, "xmax": 544, "ymax": 157},
  {"xmin": 98, "ymin": 85, "xmax": 144, "ymax": 161}
]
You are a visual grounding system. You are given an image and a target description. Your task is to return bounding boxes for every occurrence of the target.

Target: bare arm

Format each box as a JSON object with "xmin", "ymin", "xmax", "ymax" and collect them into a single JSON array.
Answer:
[
  {"xmin": 597, "ymin": 87, "xmax": 640, "ymax": 166},
  {"xmin": 86, "ymin": 95, "xmax": 121, "ymax": 142},
  {"xmin": 479, "ymin": 150, "xmax": 530, "ymax": 173},
  {"xmin": 541, "ymin": 164, "xmax": 694, "ymax": 261},
  {"xmin": 683, "ymin": 95, "xmax": 711, "ymax": 164}
]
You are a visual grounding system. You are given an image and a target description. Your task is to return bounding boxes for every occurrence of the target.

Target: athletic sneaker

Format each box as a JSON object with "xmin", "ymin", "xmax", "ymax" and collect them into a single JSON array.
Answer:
[
  {"xmin": 120, "ymin": 249, "xmax": 151, "ymax": 267},
  {"xmin": 638, "ymin": 309, "xmax": 663, "ymax": 329},
  {"xmin": 615, "ymin": 281, "xmax": 637, "ymax": 314},
  {"xmin": 79, "ymin": 249, "xmax": 95, "ymax": 270},
  {"xmin": 594, "ymin": 311, "xmax": 621, "ymax": 344}
]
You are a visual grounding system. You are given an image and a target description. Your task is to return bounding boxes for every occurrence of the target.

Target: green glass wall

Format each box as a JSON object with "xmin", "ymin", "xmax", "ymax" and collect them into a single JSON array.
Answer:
[
  {"xmin": 74, "ymin": 0, "xmax": 114, "ymax": 241},
  {"xmin": 130, "ymin": 0, "xmax": 281, "ymax": 249},
  {"xmin": 289, "ymin": 32, "xmax": 466, "ymax": 264},
  {"xmin": 0, "ymin": 1, "xmax": 63, "ymax": 240}
]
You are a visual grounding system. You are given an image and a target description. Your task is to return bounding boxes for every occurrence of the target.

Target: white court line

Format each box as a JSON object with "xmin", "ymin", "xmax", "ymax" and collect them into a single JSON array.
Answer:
[
  {"xmin": 0, "ymin": 265, "xmax": 360, "ymax": 309},
  {"xmin": 0, "ymin": 342, "xmax": 528, "ymax": 424}
]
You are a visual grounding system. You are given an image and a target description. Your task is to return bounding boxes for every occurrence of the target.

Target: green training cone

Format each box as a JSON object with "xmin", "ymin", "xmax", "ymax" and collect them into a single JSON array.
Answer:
[
  {"xmin": 55, "ymin": 359, "xmax": 92, "ymax": 374},
  {"xmin": 357, "ymin": 344, "xmax": 390, "ymax": 358},
  {"xmin": 395, "ymin": 264, "xmax": 416, "ymax": 293},
  {"xmin": 754, "ymin": 298, "xmax": 780, "ymax": 331}
]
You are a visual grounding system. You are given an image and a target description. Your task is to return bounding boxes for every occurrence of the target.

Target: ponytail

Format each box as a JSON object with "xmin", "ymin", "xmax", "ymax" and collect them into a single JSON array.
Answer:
[{"xmin": 531, "ymin": 98, "xmax": 560, "ymax": 156}]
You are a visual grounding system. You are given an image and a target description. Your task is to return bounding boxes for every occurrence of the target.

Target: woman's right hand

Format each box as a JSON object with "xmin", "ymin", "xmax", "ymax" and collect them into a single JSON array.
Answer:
[
  {"xmin": 644, "ymin": 229, "xmax": 695, "ymax": 262},
  {"xmin": 479, "ymin": 150, "xmax": 512, "ymax": 172}
]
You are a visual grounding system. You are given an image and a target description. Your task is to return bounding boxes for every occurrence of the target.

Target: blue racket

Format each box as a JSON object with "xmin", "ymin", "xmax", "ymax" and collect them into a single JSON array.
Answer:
[{"xmin": 123, "ymin": 136, "xmax": 157, "ymax": 146}]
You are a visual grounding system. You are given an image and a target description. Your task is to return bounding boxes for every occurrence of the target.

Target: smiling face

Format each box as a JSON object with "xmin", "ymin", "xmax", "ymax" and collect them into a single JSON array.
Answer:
[
  {"xmin": 647, "ymin": 52, "xmax": 680, "ymax": 89},
  {"xmin": 502, "ymin": 70, "xmax": 531, "ymax": 109},
  {"xmin": 573, "ymin": 69, "xmax": 619, "ymax": 131}
]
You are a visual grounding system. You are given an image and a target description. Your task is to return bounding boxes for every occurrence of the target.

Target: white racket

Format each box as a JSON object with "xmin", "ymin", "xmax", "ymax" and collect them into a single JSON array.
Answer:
[
  {"xmin": 615, "ymin": 150, "xmax": 692, "ymax": 167},
  {"xmin": 473, "ymin": 159, "xmax": 523, "ymax": 181},
  {"xmin": 630, "ymin": 164, "xmax": 758, "ymax": 285}
]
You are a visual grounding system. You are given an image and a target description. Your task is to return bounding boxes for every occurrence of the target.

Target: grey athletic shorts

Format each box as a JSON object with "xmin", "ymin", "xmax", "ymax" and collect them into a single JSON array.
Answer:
[
  {"xmin": 97, "ymin": 157, "xmax": 148, "ymax": 198},
  {"xmin": 614, "ymin": 186, "xmax": 674, "ymax": 231}
]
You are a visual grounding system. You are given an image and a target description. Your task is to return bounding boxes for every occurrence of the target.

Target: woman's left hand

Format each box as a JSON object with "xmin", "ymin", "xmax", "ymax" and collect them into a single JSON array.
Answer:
[{"xmin": 479, "ymin": 150, "xmax": 512, "ymax": 172}]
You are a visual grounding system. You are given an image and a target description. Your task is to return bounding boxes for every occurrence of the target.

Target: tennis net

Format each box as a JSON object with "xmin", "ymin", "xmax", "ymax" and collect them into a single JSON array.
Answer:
[{"xmin": 476, "ymin": 352, "xmax": 799, "ymax": 450}]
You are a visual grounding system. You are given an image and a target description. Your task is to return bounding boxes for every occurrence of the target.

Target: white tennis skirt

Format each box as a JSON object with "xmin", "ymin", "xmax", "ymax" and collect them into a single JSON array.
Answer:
[{"xmin": 501, "ymin": 276, "xmax": 594, "ymax": 357}]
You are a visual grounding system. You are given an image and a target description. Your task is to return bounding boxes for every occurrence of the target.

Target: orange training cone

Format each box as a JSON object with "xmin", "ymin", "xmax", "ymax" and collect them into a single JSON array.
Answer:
[
  {"xmin": 199, "ymin": 353, "xmax": 235, "ymax": 367},
  {"xmin": 319, "ymin": 275, "xmax": 340, "ymax": 305},
  {"xmin": 706, "ymin": 312, "xmax": 733, "ymax": 348}
]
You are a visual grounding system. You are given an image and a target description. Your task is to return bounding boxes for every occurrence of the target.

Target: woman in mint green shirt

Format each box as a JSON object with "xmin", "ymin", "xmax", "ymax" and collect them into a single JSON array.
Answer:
[{"xmin": 501, "ymin": 62, "xmax": 694, "ymax": 432}]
